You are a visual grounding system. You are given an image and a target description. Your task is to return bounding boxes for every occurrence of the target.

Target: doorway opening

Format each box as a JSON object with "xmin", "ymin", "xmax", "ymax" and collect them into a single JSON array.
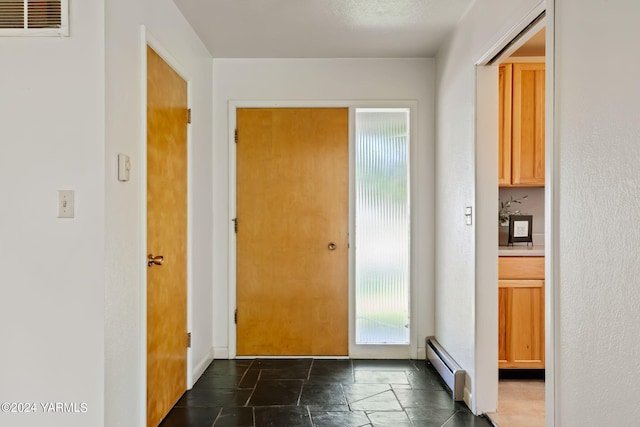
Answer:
[
  {"xmin": 475, "ymin": 6, "xmax": 552, "ymax": 425},
  {"xmin": 493, "ymin": 25, "xmax": 547, "ymax": 427}
]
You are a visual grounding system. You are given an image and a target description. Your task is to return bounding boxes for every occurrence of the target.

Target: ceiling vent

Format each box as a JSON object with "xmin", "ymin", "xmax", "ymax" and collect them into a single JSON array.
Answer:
[{"xmin": 0, "ymin": 0, "xmax": 68, "ymax": 36}]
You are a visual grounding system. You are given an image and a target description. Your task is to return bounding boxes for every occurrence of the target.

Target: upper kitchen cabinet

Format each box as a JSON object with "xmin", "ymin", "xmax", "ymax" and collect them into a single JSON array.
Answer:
[
  {"xmin": 498, "ymin": 64, "xmax": 513, "ymax": 186},
  {"xmin": 499, "ymin": 63, "xmax": 546, "ymax": 187}
]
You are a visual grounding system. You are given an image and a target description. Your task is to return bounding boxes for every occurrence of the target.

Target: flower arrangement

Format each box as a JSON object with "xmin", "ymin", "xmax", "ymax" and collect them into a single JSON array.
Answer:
[{"xmin": 499, "ymin": 195, "xmax": 528, "ymax": 226}]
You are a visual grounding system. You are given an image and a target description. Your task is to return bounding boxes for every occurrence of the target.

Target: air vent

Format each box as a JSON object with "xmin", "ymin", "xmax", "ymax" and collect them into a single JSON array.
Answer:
[{"xmin": 0, "ymin": 0, "xmax": 68, "ymax": 36}]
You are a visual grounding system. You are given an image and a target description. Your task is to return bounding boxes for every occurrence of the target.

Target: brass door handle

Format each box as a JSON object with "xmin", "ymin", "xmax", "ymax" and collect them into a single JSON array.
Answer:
[
  {"xmin": 328, "ymin": 242, "xmax": 337, "ymax": 251},
  {"xmin": 147, "ymin": 254, "xmax": 164, "ymax": 267}
]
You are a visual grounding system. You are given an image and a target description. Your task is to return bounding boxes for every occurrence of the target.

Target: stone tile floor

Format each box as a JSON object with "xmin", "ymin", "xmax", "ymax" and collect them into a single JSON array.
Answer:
[{"xmin": 160, "ymin": 359, "xmax": 493, "ymax": 427}]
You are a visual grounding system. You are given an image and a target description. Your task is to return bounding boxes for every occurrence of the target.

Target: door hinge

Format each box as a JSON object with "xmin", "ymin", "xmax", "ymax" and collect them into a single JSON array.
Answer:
[
  {"xmin": 234, "ymin": 128, "xmax": 238, "ymax": 144},
  {"xmin": 187, "ymin": 108, "xmax": 192, "ymax": 124},
  {"xmin": 187, "ymin": 332, "xmax": 192, "ymax": 348},
  {"xmin": 234, "ymin": 309, "xmax": 238, "ymax": 324},
  {"xmin": 232, "ymin": 217, "xmax": 238, "ymax": 233}
]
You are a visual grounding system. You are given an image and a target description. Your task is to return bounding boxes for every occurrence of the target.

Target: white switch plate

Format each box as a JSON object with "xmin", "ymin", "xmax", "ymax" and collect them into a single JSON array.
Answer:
[
  {"xmin": 118, "ymin": 154, "xmax": 131, "ymax": 182},
  {"xmin": 465, "ymin": 206, "xmax": 472, "ymax": 225},
  {"xmin": 57, "ymin": 190, "xmax": 75, "ymax": 218}
]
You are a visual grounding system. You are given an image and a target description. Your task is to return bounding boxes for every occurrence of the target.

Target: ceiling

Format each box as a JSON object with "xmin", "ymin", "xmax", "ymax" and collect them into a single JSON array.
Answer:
[{"xmin": 172, "ymin": 0, "xmax": 473, "ymax": 58}]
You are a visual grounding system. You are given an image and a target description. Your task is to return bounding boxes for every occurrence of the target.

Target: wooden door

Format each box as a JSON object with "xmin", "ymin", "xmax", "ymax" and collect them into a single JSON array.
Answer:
[
  {"xmin": 146, "ymin": 46, "xmax": 188, "ymax": 427},
  {"xmin": 512, "ymin": 63, "xmax": 545, "ymax": 186},
  {"xmin": 236, "ymin": 108, "xmax": 349, "ymax": 356}
]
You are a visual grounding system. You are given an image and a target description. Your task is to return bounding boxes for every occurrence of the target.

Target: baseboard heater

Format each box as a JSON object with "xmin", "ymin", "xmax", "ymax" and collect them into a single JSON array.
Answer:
[{"xmin": 426, "ymin": 336, "xmax": 465, "ymax": 401}]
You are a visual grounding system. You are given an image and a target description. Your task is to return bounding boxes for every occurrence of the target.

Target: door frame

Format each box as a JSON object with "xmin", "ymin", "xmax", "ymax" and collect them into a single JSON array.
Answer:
[
  {"xmin": 228, "ymin": 100, "xmax": 420, "ymax": 359},
  {"xmin": 473, "ymin": 0, "xmax": 555, "ymax": 421},
  {"xmin": 139, "ymin": 26, "xmax": 194, "ymax": 425}
]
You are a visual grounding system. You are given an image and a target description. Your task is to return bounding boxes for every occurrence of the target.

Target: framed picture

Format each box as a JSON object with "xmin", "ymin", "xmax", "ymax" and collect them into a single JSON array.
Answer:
[{"xmin": 508, "ymin": 215, "xmax": 533, "ymax": 246}]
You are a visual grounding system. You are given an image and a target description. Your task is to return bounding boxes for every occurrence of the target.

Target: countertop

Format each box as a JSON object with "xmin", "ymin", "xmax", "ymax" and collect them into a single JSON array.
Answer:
[
  {"xmin": 498, "ymin": 232, "xmax": 545, "ymax": 256},
  {"xmin": 498, "ymin": 244, "xmax": 545, "ymax": 256}
]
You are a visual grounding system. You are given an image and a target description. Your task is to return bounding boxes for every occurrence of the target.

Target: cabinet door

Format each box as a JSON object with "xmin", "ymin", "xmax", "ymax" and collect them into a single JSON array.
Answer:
[
  {"xmin": 498, "ymin": 64, "xmax": 512, "ymax": 186},
  {"xmin": 511, "ymin": 285, "xmax": 545, "ymax": 368},
  {"xmin": 498, "ymin": 287, "xmax": 509, "ymax": 364},
  {"xmin": 512, "ymin": 63, "xmax": 545, "ymax": 186},
  {"xmin": 499, "ymin": 279, "xmax": 545, "ymax": 369}
]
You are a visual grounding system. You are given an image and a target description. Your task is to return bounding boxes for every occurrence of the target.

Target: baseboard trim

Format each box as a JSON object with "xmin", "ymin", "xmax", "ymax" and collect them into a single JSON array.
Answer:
[
  {"xmin": 213, "ymin": 347, "xmax": 229, "ymax": 359},
  {"xmin": 464, "ymin": 383, "xmax": 473, "ymax": 409},
  {"xmin": 191, "ymin": 348, "xmax": 215, "ymax": 387}
]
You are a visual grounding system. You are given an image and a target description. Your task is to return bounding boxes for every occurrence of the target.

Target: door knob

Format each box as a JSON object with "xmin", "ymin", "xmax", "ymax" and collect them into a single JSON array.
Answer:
[
  {"xmin": 147, "ymin": 254, "xmax": 164, "ymax": 267},
  {"xmin": 327, "ymin": 242, "xmax": 337, "ymax": 251}
]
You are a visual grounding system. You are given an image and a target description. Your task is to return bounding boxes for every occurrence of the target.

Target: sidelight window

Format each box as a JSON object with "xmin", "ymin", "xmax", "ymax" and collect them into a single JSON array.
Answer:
[{"xmin": 355, "ymin": 108, "xmax": 410, "ymax": 345}]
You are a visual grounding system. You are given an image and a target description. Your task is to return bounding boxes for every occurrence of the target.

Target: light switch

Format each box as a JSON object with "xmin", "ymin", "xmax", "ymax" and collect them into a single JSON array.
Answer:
[
  {"xmin": 465, "ymin": 206, "xmax": 472, "ymax": 225},
  {"xmin": 118, "ymin": 154, "xmax": 131, "ymax": 182},
  {"xmin": 57, "ymin": 190, "xmax": 75, "ymax": 218}
]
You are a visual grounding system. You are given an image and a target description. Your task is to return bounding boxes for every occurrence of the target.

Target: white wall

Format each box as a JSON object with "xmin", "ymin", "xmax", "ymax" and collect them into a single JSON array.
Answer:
[
  {"xmin": 439, "ymin": 0, "xmax": 640, "ymax": 421},
  {"xmin": 553, "ymin": 0, "xmax": 640, "ymax": 424},
  {"xmin": 104, "ymin": 1, "xmax": 213, "ymax": 426},
  {"xmin": 0, "ymin": 2, "xmax": 105, "ymax": 426},
  {"xmin": 435, "ymin": 0, "xmax": 543, "ymax": 413},
  {"xmin": 212, "ymin": 58, "xmax": 435, "ymax": 358},
  {"xmin": 0, "ymin": 1, "xmax": 213, "ymax": 426}
]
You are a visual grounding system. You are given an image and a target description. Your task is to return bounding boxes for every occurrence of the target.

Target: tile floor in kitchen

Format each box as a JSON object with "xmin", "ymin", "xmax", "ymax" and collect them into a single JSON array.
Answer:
[
  {"xmin": 159, "ymin": 358, "xmax": 494, "ymax": 427},
  {"xmin": 487, "ymin": 379, "xmax": 545, "ymax": 427}
]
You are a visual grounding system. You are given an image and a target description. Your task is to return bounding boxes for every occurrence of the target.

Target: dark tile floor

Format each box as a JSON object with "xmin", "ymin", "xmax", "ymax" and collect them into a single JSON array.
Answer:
[{"xmin": 160, "ymin": 359, "xmax": 493, "ymax": 427}]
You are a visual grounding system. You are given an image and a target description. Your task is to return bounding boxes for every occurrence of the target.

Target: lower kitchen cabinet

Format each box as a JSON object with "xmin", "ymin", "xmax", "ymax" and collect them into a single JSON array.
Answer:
[{"xmin": 498, "ymin": 257, "xmax": 545, "ymax": 369}]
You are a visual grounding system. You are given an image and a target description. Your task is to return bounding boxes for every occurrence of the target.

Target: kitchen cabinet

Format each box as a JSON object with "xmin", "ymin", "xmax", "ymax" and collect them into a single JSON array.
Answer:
[
  {"xmin": 499, "ymin": 63, "xmax": 545, "ymax": 187},
  {"xmin": 498, "ymin": 256, "xmax": 545, "ymax": 369}
]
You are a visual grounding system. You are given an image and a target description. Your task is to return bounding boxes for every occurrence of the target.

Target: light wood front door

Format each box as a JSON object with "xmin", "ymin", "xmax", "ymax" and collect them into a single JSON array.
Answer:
[
  {"xmin": 236, "ymin": 108, "xmax": 349, "ymax": 356},
  {"xmin": 146, "ymin": 46, "xmax": 188, "ymax": 427}
]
